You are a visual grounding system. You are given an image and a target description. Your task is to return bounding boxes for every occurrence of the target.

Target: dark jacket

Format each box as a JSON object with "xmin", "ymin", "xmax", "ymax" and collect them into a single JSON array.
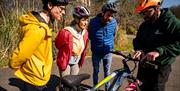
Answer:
[
  {"xmin": 133, "ymin": 8, "xmax": 180, "ymax": 65},
  {"xmin": 88, "ymin": 13, "xmax": 117, "ymax": 54}
]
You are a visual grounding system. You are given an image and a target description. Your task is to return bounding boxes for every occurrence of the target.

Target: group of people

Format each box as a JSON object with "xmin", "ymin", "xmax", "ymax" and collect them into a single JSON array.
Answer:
[{"xmin": 9, "ymin": 0, "xmax": 180, "ymax": 91}]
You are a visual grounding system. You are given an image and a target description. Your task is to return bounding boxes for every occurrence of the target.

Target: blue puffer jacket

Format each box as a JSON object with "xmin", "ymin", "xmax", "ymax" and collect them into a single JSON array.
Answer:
[{"xmin": 88, "ymin": 13, "xmax": 117, "ymax": 54}]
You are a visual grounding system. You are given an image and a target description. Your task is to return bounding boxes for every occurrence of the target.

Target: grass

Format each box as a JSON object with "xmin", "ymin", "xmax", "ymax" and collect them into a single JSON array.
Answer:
[
  {"xmin": 114, "ymin": 27, "xmax": 134, "ymax": 53},
  {"xmin": 0, "ymin": 59, "xmax": 9, "ymax": 68},
  {"xmin": 0, "ymin": 4, "xmax": 23, "ymax": 68}
]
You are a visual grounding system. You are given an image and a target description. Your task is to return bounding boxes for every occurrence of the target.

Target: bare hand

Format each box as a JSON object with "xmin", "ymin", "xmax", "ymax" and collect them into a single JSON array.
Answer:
[
  {"xmin": 145, "ymin": 51, "xmax": 160, "ymax": 61},
  {"xmin": 133, "ymin": 50, "xmax": 144, "ymax": 60}
]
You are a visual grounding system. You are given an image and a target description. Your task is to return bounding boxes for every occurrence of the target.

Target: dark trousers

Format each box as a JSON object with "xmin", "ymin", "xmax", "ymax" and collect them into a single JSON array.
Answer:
[
  {"xmin": 22, "ymin": 81, "xmax": 47, "ymax": 91},
  {"xmin": 137, "ymin": 64, "xmax": 171, "ymax": 91}
]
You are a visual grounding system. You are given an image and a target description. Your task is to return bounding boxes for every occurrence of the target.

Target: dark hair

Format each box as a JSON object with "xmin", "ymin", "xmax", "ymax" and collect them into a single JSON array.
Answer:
[{"xmin": 42, "ymin": 0, "xmax": 69, "ymax": 10}]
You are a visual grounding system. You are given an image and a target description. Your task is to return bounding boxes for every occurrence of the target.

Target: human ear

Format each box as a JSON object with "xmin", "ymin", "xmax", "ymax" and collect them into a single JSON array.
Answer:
[{"xmin": 48, "ymin": 2, "xmax": 53, "ymax": 10}]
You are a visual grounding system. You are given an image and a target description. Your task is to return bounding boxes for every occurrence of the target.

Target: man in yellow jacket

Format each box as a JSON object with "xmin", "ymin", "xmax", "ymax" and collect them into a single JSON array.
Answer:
[{"xmin": 9, "ymin": 0, "xmax": 69, "ymax": 91}]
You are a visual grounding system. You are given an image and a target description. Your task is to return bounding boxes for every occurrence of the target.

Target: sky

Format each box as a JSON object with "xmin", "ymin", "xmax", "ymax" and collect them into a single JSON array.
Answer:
[{"xmin": 161, "ymin": 0, "xmax": 180, "ymax": 8}]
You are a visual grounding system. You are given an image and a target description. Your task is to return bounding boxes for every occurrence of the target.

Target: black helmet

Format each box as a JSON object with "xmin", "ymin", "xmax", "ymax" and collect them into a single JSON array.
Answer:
[
  {"xmin": 42, "ymin": 0, "xmax": 69, "ymax": 6},
  {"xmin": 102, "ymin": 2, "xmax": 117, "ymax": 13}
]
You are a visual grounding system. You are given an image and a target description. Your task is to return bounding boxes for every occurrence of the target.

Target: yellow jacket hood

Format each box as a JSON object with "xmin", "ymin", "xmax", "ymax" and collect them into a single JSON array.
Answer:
[{"xmin": 19, "ymin": 11, "xmax": 50, "ymax": 34}]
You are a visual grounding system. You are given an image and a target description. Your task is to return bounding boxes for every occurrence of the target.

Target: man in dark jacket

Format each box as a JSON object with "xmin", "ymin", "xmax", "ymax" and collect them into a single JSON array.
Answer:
[
  {"xmin": 88, "ymin": 2, "xmax": 117, "ymax": 91},
  {"xmin": 133, "ymin": 0, "xmax": 180, "ymax": 91}
]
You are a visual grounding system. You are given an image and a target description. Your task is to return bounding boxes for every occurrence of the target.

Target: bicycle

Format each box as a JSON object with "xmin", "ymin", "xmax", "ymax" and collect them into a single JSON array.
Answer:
[{"xmin": 60, "ymin": 50, "xmax": 158, "ymax": 91}]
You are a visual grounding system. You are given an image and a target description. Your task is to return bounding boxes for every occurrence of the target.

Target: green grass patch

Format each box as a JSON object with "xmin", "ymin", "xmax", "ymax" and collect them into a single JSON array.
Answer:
[
  {"xmin": 114, "ymin": 27, "xmax": 134, "ymax": 53},
  {"xmin": 0, "ymin": 59, "xmax": 9, "ymax": 68}
]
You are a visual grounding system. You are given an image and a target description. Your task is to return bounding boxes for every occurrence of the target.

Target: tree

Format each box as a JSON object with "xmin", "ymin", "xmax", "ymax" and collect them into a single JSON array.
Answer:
[
  {"xmin": 76, "ymin": 0, "xmax": 91, "ymax": 7},
  {"xmin": 170, "ymin": 5, "xmax": 180, "ymax": 19}
]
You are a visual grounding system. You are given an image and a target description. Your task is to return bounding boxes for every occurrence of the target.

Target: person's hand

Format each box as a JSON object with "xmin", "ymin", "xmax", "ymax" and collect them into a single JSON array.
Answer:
[
  {"xmin": 132, "ymin": 50, "xmax": 144, "ymax": 60},
  {"xmin": 145, "ymin": 51, "xmax": 160, "ymax": 61}
]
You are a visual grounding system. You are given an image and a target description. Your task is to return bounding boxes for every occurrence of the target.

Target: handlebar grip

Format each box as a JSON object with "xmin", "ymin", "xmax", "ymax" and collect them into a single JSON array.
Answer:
[
  {"xmin": 110, "ymin": 50, "xmax": 125, "ymax": 57},
  {"xmin": 110, "ymin": 50, "xmax": 138, "ymax": 61}
]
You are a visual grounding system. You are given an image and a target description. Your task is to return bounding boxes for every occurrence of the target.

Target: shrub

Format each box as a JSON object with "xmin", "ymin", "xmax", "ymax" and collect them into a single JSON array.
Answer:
[
  {"xmin": 114, "ymin": 26, "xmax": 134, "ymax": 52},
  {"xmin": 0, "ymin": 10, "xmax": 22, "ymax": 67},
  {"xmin": 127, "ymin": 26, "xmax": 137, "ymax": 35}
]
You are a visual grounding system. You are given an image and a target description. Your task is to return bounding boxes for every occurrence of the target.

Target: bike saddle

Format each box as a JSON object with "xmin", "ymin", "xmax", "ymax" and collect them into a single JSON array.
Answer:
[{"xmin": 61, "ymin": 73, "xmax": 90, "ymax": 87}]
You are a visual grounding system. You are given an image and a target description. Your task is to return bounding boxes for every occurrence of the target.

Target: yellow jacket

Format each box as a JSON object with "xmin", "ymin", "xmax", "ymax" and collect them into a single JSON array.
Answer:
[{"xmin": 9, "ymin": 11, "xmax": 53, "ymax": 86}]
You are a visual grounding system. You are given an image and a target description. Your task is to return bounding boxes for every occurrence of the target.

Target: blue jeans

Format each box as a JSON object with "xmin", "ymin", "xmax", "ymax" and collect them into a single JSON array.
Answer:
[{"xmin": 92, "ymin": 53, "xmax": 112, "ymax": 91}]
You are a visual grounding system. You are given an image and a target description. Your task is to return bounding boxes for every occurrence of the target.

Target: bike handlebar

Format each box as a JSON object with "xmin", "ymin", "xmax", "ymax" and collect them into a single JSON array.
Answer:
[
  {"xmin": 110, "ymin": 50, "xmax": 136, "ymax": 61},
  {"xmin": 110, "ymin": 50, "xmax": 158, "ymax": 69}
]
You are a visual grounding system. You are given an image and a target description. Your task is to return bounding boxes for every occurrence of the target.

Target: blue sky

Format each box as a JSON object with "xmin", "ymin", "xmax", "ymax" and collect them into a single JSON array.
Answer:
[{"xmin": 161, "ymin": 0, "xmax": 180, "ymax": 8}]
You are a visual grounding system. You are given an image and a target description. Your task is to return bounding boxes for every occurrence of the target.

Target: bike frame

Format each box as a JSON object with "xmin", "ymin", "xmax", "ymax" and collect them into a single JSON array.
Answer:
[
  {"xmin": 90, "ymin": 55, "xmax": 134, "ymax": 91},
  {"xmin": 60, "ymin": 50, "xmax": 157, "ymax": 91}
]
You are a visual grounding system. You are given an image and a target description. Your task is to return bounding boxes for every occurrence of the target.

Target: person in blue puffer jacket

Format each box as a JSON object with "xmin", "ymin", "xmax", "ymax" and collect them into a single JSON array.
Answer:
[{"xmin": 88, "ymin": 2, "xmax": 117, "ymax": 91}]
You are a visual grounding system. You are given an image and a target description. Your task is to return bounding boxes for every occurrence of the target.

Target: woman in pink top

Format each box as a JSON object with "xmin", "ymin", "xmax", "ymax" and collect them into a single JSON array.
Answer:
[{"xmin": 55, "ymin": 6, "xmax": 90, "ymax": 77}]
